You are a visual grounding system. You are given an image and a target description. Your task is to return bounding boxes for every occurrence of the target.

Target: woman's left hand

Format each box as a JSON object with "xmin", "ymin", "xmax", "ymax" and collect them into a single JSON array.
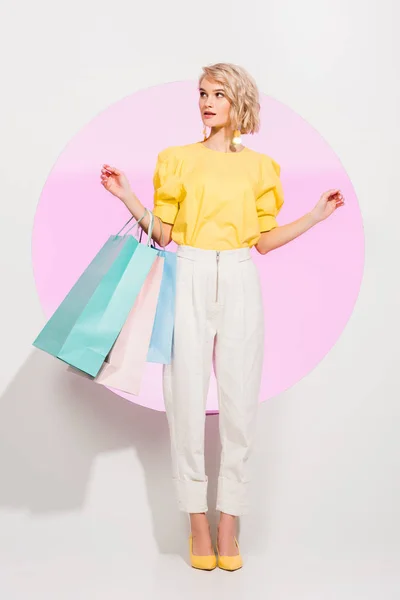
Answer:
[{"xmin": 311, "ymin": 189, "xmax": 345, "ymax": 224}]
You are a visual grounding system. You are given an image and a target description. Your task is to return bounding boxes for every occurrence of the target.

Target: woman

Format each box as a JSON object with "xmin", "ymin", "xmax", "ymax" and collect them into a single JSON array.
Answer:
[{"xmin": 100, "ymin": 62, "xmax": 344, "ymax": 571}]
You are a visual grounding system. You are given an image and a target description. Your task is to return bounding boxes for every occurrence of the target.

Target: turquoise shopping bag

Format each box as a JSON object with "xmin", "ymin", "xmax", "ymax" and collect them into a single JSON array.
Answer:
[
  {"xmin": 33, "ymin": 216, "xmax": 138, "ymax": 357},
  {"xmin": 57, "ymin": 212, "xmax": 158, "ymax": 376},
  {"xmin": 146, "ymin": 248, "xmax": 177, "ymax": 364}
]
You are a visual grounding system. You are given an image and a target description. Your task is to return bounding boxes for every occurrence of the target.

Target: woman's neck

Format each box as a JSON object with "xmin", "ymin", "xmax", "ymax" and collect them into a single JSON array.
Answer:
[{"xmin": 203, "ymin": 127, "xmax": 243, "ymax": 153}]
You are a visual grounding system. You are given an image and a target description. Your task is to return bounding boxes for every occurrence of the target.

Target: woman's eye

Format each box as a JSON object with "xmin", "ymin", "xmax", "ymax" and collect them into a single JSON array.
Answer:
[
  {"xmin": 216, "ymin": 93, "xmax": 224, "ymax": 98},
  {"xmin": 200, "ymin": 92, "xmax": 206, "ymax": 98}
]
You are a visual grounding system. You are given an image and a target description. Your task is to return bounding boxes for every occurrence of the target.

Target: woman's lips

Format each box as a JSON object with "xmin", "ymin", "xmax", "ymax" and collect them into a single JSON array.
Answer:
[{"xmin": 204, "ymin": 112, "xmax": 216, "ymax": 118}]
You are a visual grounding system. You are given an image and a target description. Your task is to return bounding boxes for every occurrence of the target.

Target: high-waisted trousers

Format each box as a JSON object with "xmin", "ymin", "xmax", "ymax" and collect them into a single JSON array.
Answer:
[{"xmin": 163, "ymin": 244, "xmax": 264, "ymax": 516}]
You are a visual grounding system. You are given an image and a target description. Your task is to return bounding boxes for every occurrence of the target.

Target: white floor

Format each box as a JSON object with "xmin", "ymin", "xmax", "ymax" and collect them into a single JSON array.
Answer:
[
  {"xmin": 1, "ymin": 521, "xmax": 398, "ymax": 600},
  {"xmin": 1, "ymin": 354, "xmax": 399, "ymax": 600}
]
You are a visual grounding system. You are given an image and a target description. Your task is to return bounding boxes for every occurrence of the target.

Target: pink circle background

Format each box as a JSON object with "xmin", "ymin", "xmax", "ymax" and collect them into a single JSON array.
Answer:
[{"xmin": 32, "ymin": 81, "xmax": 364, "ymax": 413}]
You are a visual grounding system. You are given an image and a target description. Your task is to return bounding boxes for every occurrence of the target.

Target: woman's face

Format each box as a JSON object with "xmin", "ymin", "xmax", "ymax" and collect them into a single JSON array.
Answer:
[{"xmin": 199, "ymin": 77, "xmax": 232, "ymax": 130}]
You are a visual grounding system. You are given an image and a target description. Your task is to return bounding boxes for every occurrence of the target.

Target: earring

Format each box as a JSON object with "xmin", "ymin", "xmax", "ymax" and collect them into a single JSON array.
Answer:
[
  {"xmin": 203, "ymin": 125, "xmax": 208, "ymax": 141},
  {"xmin": 232, "ymin": 129, "xmax": 242, "ymax": 145}
]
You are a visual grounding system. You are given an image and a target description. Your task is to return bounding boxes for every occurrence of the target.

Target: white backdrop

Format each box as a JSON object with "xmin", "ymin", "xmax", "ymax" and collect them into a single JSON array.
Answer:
[{"xmin": 1, "ymin": 0, "xmax": 399, "ymax": 598}]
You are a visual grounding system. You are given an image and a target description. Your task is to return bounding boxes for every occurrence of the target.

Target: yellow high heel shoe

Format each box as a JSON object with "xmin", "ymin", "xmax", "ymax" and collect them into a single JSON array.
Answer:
[
  {"xmin": 216, "ymin": 537, "xmax": 243, "ymax": 571},
  {"xmin": 189, "ymin": 534, "xmax": 217, "ymax": 570}
]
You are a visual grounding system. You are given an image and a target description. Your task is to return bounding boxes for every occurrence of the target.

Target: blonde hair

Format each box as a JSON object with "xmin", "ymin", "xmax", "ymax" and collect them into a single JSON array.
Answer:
[{"xmin": 199, "ymin": 62, "xmax": 261, "ymax": 135}]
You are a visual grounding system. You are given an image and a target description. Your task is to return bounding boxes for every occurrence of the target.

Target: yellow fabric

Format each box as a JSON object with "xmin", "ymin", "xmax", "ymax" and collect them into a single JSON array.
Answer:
[{"xmin": 152, "ymin": 142, "xmax": 284, "ymax": 251}]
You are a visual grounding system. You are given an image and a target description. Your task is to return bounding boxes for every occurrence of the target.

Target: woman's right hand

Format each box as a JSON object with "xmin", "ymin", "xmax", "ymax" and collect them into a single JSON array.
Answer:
[{"xmin": 100, "ymin": 164, "xmax": 132, "ymax": 202}]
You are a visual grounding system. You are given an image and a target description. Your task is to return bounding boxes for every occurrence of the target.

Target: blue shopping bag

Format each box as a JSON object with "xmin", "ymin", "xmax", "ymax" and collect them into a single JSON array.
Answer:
[
  {"xmin": 57, "ymin": 212, "xmax": 158, "ymax": 376},
  {"xmin": 33, "ymin": 216, "xmax": 138, "ymax": 357},
  {"xmin": 146, "ymin": 248, "xmax": 177, "ymax": 364}
]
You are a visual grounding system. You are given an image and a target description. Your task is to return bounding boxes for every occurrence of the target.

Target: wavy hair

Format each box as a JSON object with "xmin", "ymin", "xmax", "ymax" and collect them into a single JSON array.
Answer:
[{"xmin": 199, "ymin": 62, "xmax": 261, "ymax": 135}]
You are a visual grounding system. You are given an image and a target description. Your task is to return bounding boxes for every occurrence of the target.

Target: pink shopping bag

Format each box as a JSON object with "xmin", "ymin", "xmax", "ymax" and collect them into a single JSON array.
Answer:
[{"xmin": 94, "ymin": 254, "xmax": 164, "ymax": 395}]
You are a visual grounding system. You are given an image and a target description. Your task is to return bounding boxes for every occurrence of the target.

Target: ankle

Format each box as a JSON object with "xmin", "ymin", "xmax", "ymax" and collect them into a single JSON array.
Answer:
[
  {"xmin": 190, "ymin": 512, "xmax": 210, "ymax": 534},
  {"xmin": 218, "ymin": 513, "xmax": 237, "ymax": 536}
]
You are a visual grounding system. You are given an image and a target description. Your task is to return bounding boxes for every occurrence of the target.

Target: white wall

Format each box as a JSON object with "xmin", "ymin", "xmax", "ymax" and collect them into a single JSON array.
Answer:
[{"xmin": 1, "ymin": 0, "xmax": 399, "ymax": 598}]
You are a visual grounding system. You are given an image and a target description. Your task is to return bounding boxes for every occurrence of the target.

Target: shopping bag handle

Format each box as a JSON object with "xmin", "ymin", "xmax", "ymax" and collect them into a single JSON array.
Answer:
[
  {"xmin": 138, "ymin": 212, "xmax": 165, "ymax": 250},
  {"xmin": 113, "ymin": 209, "xmax": 148, "ymax": 240},
  {"xmin": 114, "ymin": 215, "xmax": 135, "ymax": 237},
  {"xmin": 137, "ymin": 210, "xmax": 158, "ymax": 248},
  {"xmin": 147, "ymin": 210, "xmax": 155, "ymax": 247},
  {"xmin": 136, "ymin": 209, "xmax": 155, "ymax": 247},
  {"xmin": 155, "ymin": 215, "xmax": 165, "ymax": 250}
]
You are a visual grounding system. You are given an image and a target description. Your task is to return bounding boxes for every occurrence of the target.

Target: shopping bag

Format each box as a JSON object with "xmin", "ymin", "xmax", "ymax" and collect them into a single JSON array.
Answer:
[
  {"xmin": 57, "ymin": 212, "xmax": 157, "ymax": 377},
  {"xmin": 33, "ymin": 216, "xmax": 138, "ymax": 358},
  {"xmin": 95, "ymin": 254, "xmax": 164, "ymax": 394},
  {"xmin": 146, "ymin": 248, "xmax": 177, "ymax": 364}
]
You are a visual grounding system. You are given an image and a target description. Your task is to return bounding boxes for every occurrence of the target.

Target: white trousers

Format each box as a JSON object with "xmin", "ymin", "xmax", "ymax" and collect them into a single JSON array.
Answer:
[{"xmin": 163, "ymin": 245, "xmax": 264, "ymax": 516}]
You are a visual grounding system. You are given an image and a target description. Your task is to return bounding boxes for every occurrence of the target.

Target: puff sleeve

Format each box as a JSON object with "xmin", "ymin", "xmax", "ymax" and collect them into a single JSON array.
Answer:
[
  {"xmin": 256, "ymin": 156, "xmax": 284, "ymax": 232},
  {"xmin": 152, "ymin": 147, "xmax": 183, "ymax": 225}
]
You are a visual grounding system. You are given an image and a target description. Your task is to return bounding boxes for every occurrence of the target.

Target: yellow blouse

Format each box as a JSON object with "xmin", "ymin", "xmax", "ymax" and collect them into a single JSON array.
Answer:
[{"xmin": 152, "ymin": 142, "xmax": 284, "ymax": 250}]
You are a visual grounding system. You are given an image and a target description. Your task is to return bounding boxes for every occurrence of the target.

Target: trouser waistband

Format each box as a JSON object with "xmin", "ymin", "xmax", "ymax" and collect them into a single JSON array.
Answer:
[{"xmin": 176, "ymin": 245, "xmax": 251, "ymax": 263}]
